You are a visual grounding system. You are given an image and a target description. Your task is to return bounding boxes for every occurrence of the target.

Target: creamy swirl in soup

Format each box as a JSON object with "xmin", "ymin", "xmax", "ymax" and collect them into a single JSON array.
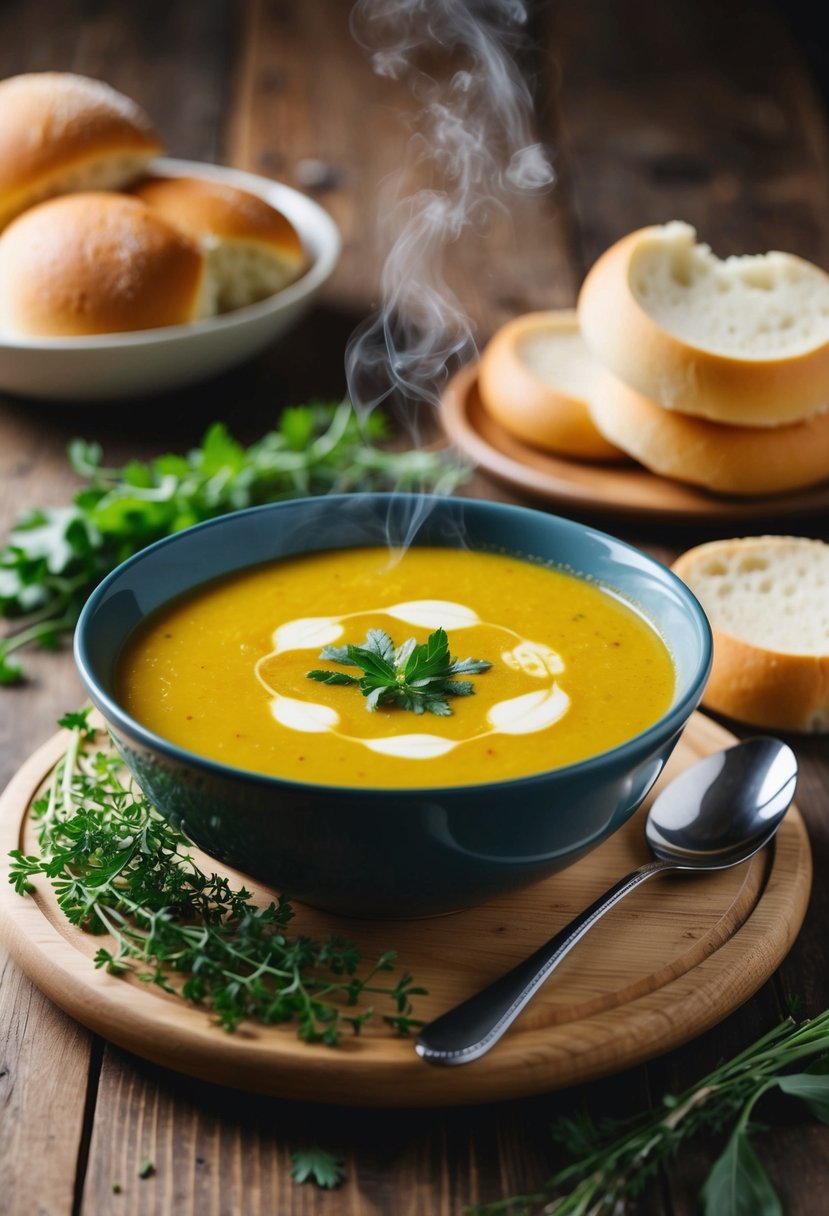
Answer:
[{"xmin": 116, "ymin": 546, "xmax": 675, "ymax": 788}]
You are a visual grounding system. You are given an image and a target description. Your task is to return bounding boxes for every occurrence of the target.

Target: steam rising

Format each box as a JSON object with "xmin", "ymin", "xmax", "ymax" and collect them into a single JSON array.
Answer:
[{"xmin": 346, "ymin": 0, "xmax": 554, "ymax": 422}]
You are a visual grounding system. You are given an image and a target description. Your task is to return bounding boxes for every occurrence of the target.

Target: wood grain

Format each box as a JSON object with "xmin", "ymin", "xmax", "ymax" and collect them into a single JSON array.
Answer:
[{"xmin": 0, "ymin": 714, "xmax": 812, "ymax": 1108}]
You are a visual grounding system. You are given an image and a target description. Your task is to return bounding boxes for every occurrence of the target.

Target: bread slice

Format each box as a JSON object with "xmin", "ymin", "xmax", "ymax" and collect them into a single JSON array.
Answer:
[
  {"xmin": 0, "ymin": 72, "xmax": 162, "ymax": 231},
  {"xmin": 578, "ymin": 222, "xmax": 829, "ymax": 427},
  {"xmin": 0, "ymin": 193, "xmax": 211, "ymax": 337},
  {"xmin": 672, "ymin": 536, "xmax": 829, "ymax": 732},
  {"xmin": 132, "ymin": 175, "xmax": 307, "ymax": 312},
  {"xmin": 477, "ymin": 310, "xmax": 624, "ymax": 460},
  {"xmin": 590, "ymin": 366, "xmax": 829, "ymax": 496}
]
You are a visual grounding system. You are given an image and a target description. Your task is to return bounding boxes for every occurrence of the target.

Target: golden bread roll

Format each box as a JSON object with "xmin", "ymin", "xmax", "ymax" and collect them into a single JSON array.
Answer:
[
  {"xmin": 578, "ymin": 221, "xmax": 829, "ymax": 427},
  {"xmin": 589, "ymin": 366, "xmax": 829, "ymax": 496},
  {"xmin": 0, "ymin": 72, "xmax": 162, "ymax": 231},
  {"xmin": 132, "ymin": 174, "xmax": 307, "ymax": 311},
  {"xmin": 477, "ymin": 310, "xmax": 624, "ymax": 461},
  {"xmin": 0, "ymin": 193, "xmax": 212, "ymax": 336},
  {"xmin": 672, "ymin": 536, "xmax": 829, "ymax": 733}
]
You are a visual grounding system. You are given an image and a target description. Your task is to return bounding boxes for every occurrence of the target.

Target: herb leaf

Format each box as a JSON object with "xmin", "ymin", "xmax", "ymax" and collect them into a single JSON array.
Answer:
[
  {"xmin": 0, "ymin": 403, "xmax": 468, "ymax": 682},
  {"xmin": 701, "ymin": 1128, "xmax": 783, "ymax": 1216},
  {"xmin": 9, "ymin": 710, "xmax": 424, "ymax": 1042},
  {"xmin": 308, "ymin": 627, "xmax": 491, "ymax": 716},
  {"xmin": 290, "ymin": 1147, "xmax": 346, "ymax": 1189}
]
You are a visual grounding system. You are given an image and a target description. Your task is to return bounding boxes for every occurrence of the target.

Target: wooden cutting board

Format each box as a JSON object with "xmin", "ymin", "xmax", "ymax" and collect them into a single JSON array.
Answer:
[{"xmin": 0, "ymin": 713, "xmax": 811, "ymax": 1107}]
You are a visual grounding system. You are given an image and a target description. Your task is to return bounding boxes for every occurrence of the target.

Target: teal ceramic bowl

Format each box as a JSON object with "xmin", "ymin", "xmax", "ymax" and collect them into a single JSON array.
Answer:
[{"xmin": 74, "ymin": 495, "xmax": 711, "ymax": 918}]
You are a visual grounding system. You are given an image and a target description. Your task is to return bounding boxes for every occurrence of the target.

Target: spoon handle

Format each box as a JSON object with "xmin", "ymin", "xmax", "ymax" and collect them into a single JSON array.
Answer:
[{"xmin": 416, "ymin": 859, "xmax": 671, "ymax": 1066}]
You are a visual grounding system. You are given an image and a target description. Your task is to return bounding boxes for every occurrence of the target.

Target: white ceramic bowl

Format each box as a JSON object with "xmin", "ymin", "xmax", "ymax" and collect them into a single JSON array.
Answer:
[{"xmin": 0, "ymin": 158, "xmax": 341, "ymax": 401}]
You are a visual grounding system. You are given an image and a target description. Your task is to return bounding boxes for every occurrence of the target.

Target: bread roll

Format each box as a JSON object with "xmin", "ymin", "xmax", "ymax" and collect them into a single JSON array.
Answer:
[
  {"xmin": 0, "ymin": 72, "xmax": 162, "ymax": 231},
  {"xmin": 672, "ymin": 536, "xmax": 829, "ymax": 732},
  {"xmin": 578, "ymin": 222, "xmax": 829, "ymax": 427},
  {"xmin": 477, "ymin": 310, "xmax": 624, "ymax": 460},
  {"xmin": 132, "ymin": 174, "xmax": 307, "ymax": 311},
  {"xmin": 0, "ymin": 193, "xmax": 212, "ymax": 337},
  {"xmin": 589, "ymin": 366, "xmax": 829, "ymax": 496}
]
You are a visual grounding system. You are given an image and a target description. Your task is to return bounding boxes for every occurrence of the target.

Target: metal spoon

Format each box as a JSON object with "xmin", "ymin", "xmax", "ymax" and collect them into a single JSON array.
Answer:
[{"xmin": 416, "ymin": 736, "xmax": 798, "ymax": 1067}]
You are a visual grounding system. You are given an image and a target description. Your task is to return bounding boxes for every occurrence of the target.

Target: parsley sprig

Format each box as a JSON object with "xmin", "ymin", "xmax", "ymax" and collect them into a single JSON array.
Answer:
[
  {"xmin": 8, "ymin": 710, "xmax": 425, "ymax": 1042},
  {"xmin": 290, "ymin": 1147, "xmax": 346, "ymax": 1189},
  {"xmin": 307, "ymin": 627, "xmax": 491, "ymax": 716},
  {"xmin": 0, "ymin": 402, "xmax": 467, "ymax": 684},
  {"xmin": 468, "ymin": 1009, "xmax": 829, "ymax": 1215}
]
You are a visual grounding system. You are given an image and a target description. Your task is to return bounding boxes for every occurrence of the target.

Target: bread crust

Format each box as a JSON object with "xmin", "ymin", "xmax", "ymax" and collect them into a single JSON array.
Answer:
[
  {"xmin": 0, "ymin": 72, "xmax": 162, "ymax": 229},
  {"xmin": 478, "ymin": 310, "xmax": 625, "ymax": 461},
  {"xmin": 0, "ymin": 193, "xmax": 206, "ymax": 336},
  {"xmin": 132, "ymin": 175, "xmax": 305, "ymax": 263},
  {"xmin": 590, "ymin": 367, "xmax": 829, "ymax": 496},
  {"xmin": 672, "ymin": 538, "xmax": 829, "ymax": 733},
  {"xmin": 578, "ymin": 226, "xmax": 829, "ymax": 427}
]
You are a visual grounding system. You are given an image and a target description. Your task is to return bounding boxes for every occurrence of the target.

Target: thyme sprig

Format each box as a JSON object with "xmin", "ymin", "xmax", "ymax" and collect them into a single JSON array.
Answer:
[
  {"xmin": 8, "ymin": 710, "xmax": 425, "ymax": 1042},
  {"xmin": 468, "ymin": 1010, "xmax": 829, "ymax": 1215},
  {"xmin": 307, "ymin": 626, "xmax": 492, "ymax": 716}
]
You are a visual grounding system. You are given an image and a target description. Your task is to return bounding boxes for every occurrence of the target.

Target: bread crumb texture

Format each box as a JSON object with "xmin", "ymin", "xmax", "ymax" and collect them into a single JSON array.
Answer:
[
  {"xmin": 673, "ymin": 536, "xmax": 829, "ymax": 733},
  {"xmin": 630, "ymin": 222, "xmax": 829, "ymax": 359},
  {"xmin": 678, "ymin": 536, "xmax": 828, "ymax": 655}
]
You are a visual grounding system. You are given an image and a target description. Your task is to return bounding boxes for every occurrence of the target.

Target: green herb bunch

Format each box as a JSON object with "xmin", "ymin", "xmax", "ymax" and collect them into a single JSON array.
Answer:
[
  {"xmin": 0, "ymin": 402, "xmax": 467, "ymax": 683},
  {"xmin": 468, "ymin": 1010, "xmax": 829, "ymax": 1215},
  {"xmin": 8, "ymin": 710, "xmax": 424, "ymax": 1042},
  {"xmin": 307, "ymin": 626, "xmax": 492, "ymax": 715}
]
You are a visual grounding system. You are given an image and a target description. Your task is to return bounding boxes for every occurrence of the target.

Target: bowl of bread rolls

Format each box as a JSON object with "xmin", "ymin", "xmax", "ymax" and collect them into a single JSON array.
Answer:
[
  {"xmin": 468, "ymin": 220, "xmax": 829, "ymax": 504},
  {"xmin": 0, "ymin": 72, "xmax": 340, "ymax": 401}
]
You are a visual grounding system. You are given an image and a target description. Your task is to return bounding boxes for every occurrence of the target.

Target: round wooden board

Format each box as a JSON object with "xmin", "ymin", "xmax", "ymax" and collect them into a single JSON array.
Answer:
[
  {"xmin": 441, "ymin": 363, "xmax": 829, "ymax": 523},
  {"xmin": 0, "ymin": 714, "xmax": 812, "ymax": 1107}
]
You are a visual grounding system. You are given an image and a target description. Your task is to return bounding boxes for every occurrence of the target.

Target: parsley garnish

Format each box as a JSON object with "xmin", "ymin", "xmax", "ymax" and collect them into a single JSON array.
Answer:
[
  {"xmin": 0, "ymin": 402, "xmax": 467, "ymax": 682},
  {"xmin": 8, "ymin": 710, "xmax": 425, "ymax": 1042},
  {"xmin": 307, "ymin": 627, "xmax": 491, "ymax": 716},
  {"xmin": 290, "ymin": 1147, "xmax": 346, "ymax": 1189}
]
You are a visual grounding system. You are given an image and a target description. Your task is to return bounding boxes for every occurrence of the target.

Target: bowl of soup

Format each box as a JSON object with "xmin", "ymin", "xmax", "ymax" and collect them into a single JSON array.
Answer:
[{"xmin": 74, "ymin": 495, "xmax": 711, "ymax": 917}]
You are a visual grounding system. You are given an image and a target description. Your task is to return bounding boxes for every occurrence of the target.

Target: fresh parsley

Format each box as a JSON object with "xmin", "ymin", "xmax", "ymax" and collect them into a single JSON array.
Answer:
[
  {"xmin": 8, "ymin": 710, "xmax": 425, "ymax": 1042},
  {"xmin": 290, "ymin": 1147, "xmax": 347, "ymax": 1189},
  {"xmin": 0, "ymin": 402, "xmax": 467, "ymax": 682},
  {"xmin": 468, "ymin": 1010, "xmax": 829, "ymax": 1215},
  {"xmin": 307, "ymin": 627, "xmax": 491, "ymax": 716}
]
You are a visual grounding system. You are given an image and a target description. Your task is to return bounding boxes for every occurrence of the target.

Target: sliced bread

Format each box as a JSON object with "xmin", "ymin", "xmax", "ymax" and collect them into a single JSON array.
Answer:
[
  {"xmin": 590, "ymin": 367, "xmax": 829, "ymax": 496},
  {"xmin": 578, "ymin": 222, "xmax": 829, "ymax": 427},
  {"xmin": 477, "ymin": 310, "xmax": 624, "ymax": 460},
  {"xmin": 672, "ymin": 536, "xmax": 829, "ymax": 732}
]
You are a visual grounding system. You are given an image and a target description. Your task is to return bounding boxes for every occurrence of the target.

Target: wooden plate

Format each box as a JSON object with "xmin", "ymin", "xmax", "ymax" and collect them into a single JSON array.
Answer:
[
  {"xmin": 0, "ymin": 715, "xmax": 811, "ymax": 1106},
  {"xmin": 441, "ymin": 364, "xmax": 829, "ymax": 523}
]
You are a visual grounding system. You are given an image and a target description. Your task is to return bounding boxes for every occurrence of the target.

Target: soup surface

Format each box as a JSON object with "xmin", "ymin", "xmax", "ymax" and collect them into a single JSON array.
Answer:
[{"xmin": 117, "ymin": 546, "xmax": 676, "ymax": 788}]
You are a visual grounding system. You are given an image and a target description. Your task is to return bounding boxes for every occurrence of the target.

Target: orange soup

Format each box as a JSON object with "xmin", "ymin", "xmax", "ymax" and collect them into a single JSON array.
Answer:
[{"xmin": 116, "ymin": 546, "xmax": 676, "ymax": 787}]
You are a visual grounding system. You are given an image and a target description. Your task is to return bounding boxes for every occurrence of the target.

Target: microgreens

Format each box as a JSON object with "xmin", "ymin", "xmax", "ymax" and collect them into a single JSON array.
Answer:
[
  {"xmin": 8, "ymin": 710, "xmax": 425, "ymax": 1042},
  {"xmin": 307, "ymin": 627, "xmax": 492, "ymax": 716}
]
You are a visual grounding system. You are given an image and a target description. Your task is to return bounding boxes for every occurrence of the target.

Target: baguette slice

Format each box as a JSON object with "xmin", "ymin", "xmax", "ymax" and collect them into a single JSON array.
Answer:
[
  {"xmin": 590, "ymin": 366, "xmax": 829, "ymax": 496},
  {"xmin": 672, "ymin": 536, "xmax": 829, "ymax": 732},
  {"xmin": 578, "ymin": 222, "xmax": 829, "ymax": 427},
  {"xmin": 478, "ymin": 310, "xmax": 624, "ymax": 460}
]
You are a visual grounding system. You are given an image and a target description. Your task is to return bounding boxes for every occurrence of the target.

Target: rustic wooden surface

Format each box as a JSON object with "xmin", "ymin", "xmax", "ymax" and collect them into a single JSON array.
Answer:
[{"xmin": 0, "ymin": 0, "xmax": 828, "ymax": 1212}]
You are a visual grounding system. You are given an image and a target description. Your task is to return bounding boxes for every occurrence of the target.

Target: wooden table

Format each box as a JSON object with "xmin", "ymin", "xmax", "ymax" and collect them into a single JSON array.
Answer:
[{"xmin": 1, "ymin": 1, "xmax": 828, "ymax": 1212}]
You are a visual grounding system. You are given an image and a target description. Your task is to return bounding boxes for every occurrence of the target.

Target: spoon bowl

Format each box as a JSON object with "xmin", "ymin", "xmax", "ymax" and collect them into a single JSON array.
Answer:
[
  {"xmin": 645, "ymin": 736, "xmax": 798, "ymax": 869},
  {"xmin": 417, "ymin": 736, "xmax": 798, "ymax": 1065}
]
